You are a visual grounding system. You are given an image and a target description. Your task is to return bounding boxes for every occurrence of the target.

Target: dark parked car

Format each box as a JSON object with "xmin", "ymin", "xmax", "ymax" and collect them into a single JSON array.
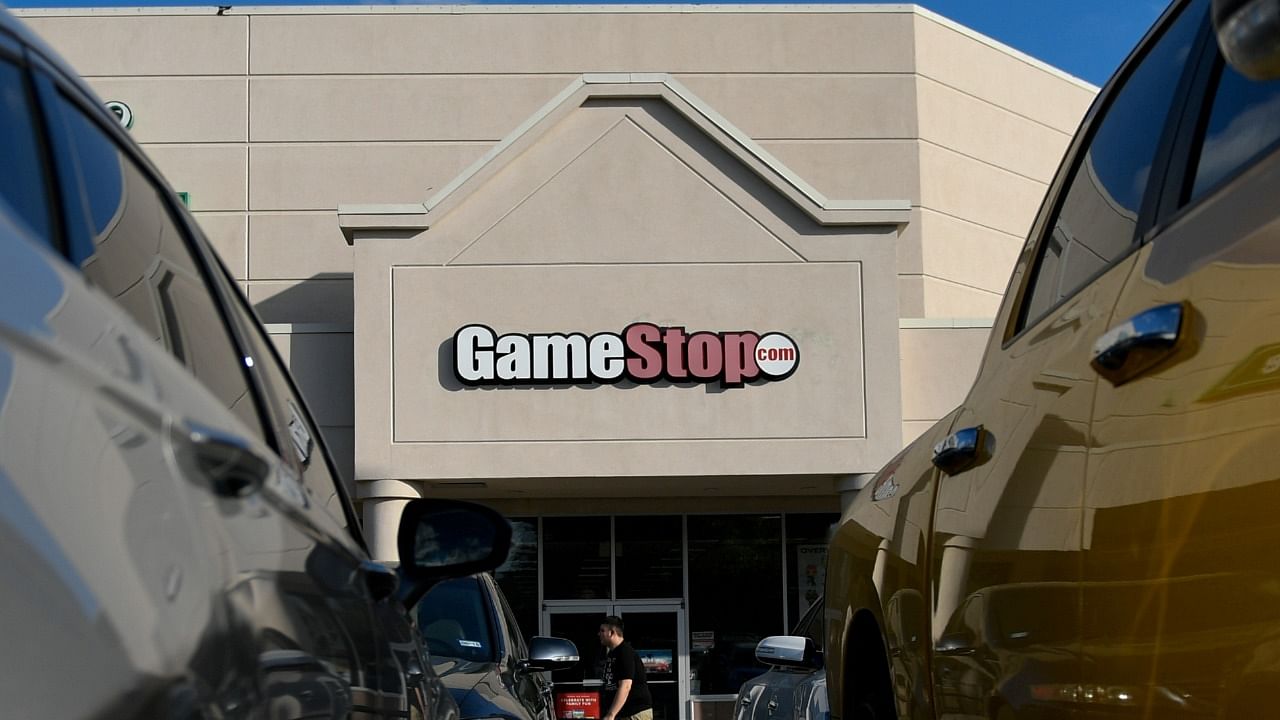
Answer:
[
  {"xmin": 734, "ymin": 598, "xmax": 827, "ymax": 720},
  {"xmin": 826, "ymin": 0, "xmax": 1280, "ymax": 718},
  {"xmin": 417, "ymin": 574, "xmax": 580, "ymax": 720},
  {"xmin": 0, "ymin": 8, "xmax": 510, "ymax": 719}
]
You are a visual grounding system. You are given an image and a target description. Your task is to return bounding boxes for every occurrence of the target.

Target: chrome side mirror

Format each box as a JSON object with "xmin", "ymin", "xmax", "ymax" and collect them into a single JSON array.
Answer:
[
  {"xmin": 754, "ymin": 635, "xmax": 822, "ymax": 669},
  {"xmin": 524, "ymin": 636, "xmax": 580, "ymax": 672},
  {"xmin": 1213, "ymin": 0, "xmax": 1280, "ymax": 80}
]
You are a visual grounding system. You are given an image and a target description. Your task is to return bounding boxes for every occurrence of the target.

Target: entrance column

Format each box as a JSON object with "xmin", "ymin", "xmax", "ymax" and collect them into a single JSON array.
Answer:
[
  {"xmin": 360, "ymin": 479, "xmax": 423, "ymax": 563},
  {"xmin": 836, "ymin": 473, "xmax": 875, "ymax": 513}
]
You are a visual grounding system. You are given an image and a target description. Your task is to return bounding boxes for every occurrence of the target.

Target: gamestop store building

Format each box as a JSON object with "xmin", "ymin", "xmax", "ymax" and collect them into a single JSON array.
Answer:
[{"xmin": 20, "ymin": 5, "xmax": 1096, "ymax": 718}]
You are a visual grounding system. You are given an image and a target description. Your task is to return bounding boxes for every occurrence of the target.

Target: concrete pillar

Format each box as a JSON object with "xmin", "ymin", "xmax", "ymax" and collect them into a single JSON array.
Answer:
[
  {"xmin": 359, "ymin": 479, "xmax": 423, "ymax": 564},
  {"xmin": 933, "ymin": 534, "xmax": 976, "ymax": 640},
  {"xmin": 836, "ymin": 473, "xmax": 875, "ymax": 514}
]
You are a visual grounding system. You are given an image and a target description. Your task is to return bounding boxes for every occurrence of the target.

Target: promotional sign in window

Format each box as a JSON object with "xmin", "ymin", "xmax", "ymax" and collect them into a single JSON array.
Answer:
[
  {"xmin": 453, "ymin": 323, "xmax": 799, "ymax": 387},
  {"xmin": 555, "ymin": 692, "xmax": 601, "ymax": 719},
  {"xmin": 638, "ymin": 649, "xmax": 673, "ymax": 673},
  {"xmin": 796, "ymin": 545, "xmax": 827, "ymax": 618}
]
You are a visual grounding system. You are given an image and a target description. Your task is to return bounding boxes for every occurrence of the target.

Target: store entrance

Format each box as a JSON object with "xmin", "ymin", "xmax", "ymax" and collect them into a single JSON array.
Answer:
[{"xmin": 544, "ymin": 603, "xmax": 687, "ymax": 720}]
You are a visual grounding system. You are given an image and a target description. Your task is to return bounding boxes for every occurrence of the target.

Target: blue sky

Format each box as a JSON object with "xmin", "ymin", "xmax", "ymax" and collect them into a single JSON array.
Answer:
[{"xmin": 5, "ymin": 0, "xmax": 1170, "ymax": 87}]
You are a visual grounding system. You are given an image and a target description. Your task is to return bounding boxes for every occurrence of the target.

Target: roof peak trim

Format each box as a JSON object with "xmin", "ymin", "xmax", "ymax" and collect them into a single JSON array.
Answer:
[{"xmin": 340, "ymin": 73, "xmax": 909, "ymax": 241}]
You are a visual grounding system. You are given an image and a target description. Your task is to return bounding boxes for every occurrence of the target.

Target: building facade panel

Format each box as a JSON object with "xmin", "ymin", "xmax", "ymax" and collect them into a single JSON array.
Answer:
[
  {"xmin": 676, "ymin": 74, "xmax": 918, "ymax": 139},
  {"xmin": 912, "ymin": 10, "xmax": 1097, "ymax": 135},
  {"xmin": 248, "ymin": 212, "xmax": 354, "ymax": 280},
  {"xmin": 917, "ymin": 140, "xmax": 1049, "ymax": 238},
  {"xmin": 248, "ymin": 75, "xmax": 578, "ymax": 142},
  {"xmin": 85, "ymin": 76, "xmax": 247, "ymax": 143},
  {"xmin": 142, "ymin": 144, "xmax": 246, "ymax": 211},
  {"xmin": 916, "ymin": 74, "xmax": 1073, "ymax": 182},
  {"xmin": 192, "ymin": 212, "xmax": 248, "ymax": 277},
  {"xmin": 22, "ymin": 13, "xmax": 248, "ymax": 76},
  {"xmin": 246, "ymin": 277, "xmax": 353, "ymax": 324},
  {"xmin": 248, "ymin": 9, "xmax": 916, "ymax": 75},
  {"xmin": 247, "ymin": 142, "xmax": 489, "ymax": 210},
  {"xmin": 758, "ymin": 139, "xmax": 920, "ymax": 205}
]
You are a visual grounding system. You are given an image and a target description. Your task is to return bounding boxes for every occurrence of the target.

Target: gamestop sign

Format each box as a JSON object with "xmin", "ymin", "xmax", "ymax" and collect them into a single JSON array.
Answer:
[{"xmin": 454, "ymin": 323, "xmax": 799, "ymax": 387}]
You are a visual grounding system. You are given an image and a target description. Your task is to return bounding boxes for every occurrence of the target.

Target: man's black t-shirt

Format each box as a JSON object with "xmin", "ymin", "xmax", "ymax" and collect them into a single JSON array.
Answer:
[{"xmin": 599, "ymin": 641, "xmax": 652, "ymax": 717}]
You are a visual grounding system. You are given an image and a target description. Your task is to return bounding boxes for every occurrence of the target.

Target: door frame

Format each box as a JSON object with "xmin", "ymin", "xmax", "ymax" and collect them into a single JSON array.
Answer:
[{"xmin": 542, "ymin": 600, "xmax": 688, "ymax": 720}]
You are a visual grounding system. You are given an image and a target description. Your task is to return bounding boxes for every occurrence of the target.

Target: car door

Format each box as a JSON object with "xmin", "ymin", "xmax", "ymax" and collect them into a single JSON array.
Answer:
[
  {"xmin": 927, "ymin": 3, "xmax": 1210, "ymax": 717},
  {"xmin": 1081, "ymin": 8, "xmax": 1280, "ymax": 715},
  {"xmin": 29, "ymin": 54, "xmax": 401, "ymax": 719},
  {"xmin": 490, "ymin": 575, "xmax": 553, "ymax": 720}
]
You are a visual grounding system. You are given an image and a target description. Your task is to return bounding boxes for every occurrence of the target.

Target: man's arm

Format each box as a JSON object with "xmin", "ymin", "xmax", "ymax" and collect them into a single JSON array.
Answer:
[{"xmin": 604, "ymin": 679, "xmax": 633, "ymax": 720}]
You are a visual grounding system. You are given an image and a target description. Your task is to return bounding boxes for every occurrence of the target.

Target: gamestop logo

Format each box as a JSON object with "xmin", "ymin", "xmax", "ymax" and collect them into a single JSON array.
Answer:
[{"xmin": 454, "ymin": 323, "xmax": 799, "ymax": 387}]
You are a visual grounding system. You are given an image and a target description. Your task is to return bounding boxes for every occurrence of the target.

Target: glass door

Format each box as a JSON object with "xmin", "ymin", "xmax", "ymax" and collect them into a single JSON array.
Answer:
[{"xmin": 544, "ymin": 603, "xmax": 686, "ymax": 720}]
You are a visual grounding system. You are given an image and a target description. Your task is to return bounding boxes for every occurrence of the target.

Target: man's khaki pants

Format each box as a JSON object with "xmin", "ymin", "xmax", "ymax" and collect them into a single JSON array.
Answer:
[{"xmin": 621, "ymin": 710, "xmax": 654, "ymax": 720}]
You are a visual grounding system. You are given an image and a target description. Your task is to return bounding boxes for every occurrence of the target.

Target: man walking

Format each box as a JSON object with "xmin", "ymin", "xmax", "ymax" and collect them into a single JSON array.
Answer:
[{"xmin": 597, "ymin": 616, "xmax": 653, "ymax": 720}]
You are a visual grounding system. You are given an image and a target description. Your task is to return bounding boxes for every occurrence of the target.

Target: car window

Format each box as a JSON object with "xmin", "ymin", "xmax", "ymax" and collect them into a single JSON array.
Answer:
[
  {"xmin": 417, "ymin": 576, "xmax": 498, "ymax": 663},
  {"xmin": 1017, "ymin": 1, "xmax": 1207, "ymax": 332},
  {"xmin": 43, "ymin": 87, "xmax": 267, "ymax": 440},
  {"xmin": 0, "ymin": 55, "xmax": 53, "ymax": 247},
  {"xmin": 794, "ymin": 597, "xmax": 824, "ymax": 651},
  {"xmin": 494, "ymin": 582, "xmax": 530, "ymax": 660},
  {"xmin": 207, "ymin": 259, "xmax": 355, "ymax": 533},
  {"xmin": 1186, "ymin": 58, "xmax": 1280, "ymax": 202}
]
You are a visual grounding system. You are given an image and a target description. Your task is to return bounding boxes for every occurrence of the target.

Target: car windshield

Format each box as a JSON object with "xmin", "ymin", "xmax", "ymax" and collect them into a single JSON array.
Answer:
[{"xmin": 417, "ymin": 577, "xmax": 497, "ymax": 663}]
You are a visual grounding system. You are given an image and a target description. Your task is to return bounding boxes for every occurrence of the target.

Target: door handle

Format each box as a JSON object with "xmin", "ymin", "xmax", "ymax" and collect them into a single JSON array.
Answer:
[
  {"xmin": 932, "ymin": 426, "xmax": 992, "ymax": 476},
  {"xmin": 174, "ymin": 419, "xmax": 271, "ymax": 497},
  {"xmin": 1091, "ymin": 301, "xmax": 1190, "ymax": 386}
]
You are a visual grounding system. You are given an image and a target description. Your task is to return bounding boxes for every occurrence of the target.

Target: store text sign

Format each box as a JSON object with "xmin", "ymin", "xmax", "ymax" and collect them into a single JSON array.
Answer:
[{"xmin": 453, "ymin": 323, "xmax": 799, "ymax": 387}]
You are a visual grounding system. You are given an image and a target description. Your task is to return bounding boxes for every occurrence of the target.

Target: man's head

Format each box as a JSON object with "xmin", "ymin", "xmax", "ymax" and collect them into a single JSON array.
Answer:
[{"xmin": 598, "ymin": 615, "xmax": 625, "ymax": 649}]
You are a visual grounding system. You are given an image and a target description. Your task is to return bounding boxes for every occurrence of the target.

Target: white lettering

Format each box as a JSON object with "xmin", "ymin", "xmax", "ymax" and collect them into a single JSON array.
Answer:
[
  {"xmin": 455, "ymin": 325, "xmax": 495, "ymax": 383},
  {"xmin": 495, "ymin": 334, "xmax": 531, "ymax": 381},
  {"xmin": 589, "ymin": 333, "xmax": 625, "ymax": 380},
  {"xmin": 533, "ymin": 333, "xmax": 589, "ymax": 380}
]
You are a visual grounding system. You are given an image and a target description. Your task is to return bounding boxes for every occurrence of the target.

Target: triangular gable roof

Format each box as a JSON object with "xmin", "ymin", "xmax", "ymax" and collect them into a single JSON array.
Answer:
[{"xmin": 340, "ymin": 73, "xmax": 910, "ymax": 242}]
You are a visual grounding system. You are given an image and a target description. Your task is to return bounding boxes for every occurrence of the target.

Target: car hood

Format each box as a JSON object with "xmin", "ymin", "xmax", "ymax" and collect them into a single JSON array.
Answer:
[{"xmin": 432, "ymin": 657, "xmax": 528, "ymax": 720}]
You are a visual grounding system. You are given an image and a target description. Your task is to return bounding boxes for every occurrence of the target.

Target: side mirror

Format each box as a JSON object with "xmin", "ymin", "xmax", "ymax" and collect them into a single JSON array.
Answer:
[
  {"xmin": 754, "ymin": 636, "xmax": 822, "ymax": 669},
  {"xmin": 524, "ymin": 636, "xmax": 580, "ymax": 672},
  {"xmin": 1213, "ymin": 0, "xmax": 1280, "ymax": 80},
  {"xmin": 934, "ymin": 633, "xmax": 977, "ymax": 657},
  {"xmin": 396, "ymin": 498, "xmax": 512, "ymax": 580}
]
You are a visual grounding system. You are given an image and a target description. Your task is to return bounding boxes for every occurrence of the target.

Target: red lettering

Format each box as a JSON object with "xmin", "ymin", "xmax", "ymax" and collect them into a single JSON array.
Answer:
[
  {"xmin": 624, "ymin": 323, "xmax": 663, "ymax": 381},
  {"xmin": 723, "ymin": 332, "xmax": 760, "ymax": 386},
  {"xmin": 663, "ymin": 327, "xmax": 689, "ymax": 379},
  {"xmin": 687, "ymin": 332, "xmax": 722, "ymax": 379}
]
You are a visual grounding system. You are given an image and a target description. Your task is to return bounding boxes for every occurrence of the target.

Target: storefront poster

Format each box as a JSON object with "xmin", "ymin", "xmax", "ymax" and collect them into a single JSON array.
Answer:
[
  {"xmin": 796, "ymin": 544, "xmax": 827, "ymax": 618},
  {"xmin": 555, "ymin": 692, "xmax": 600, "ymax": 719},
  {"xmin": 638, "ymin": 649, "xmax": 673, "ymax": 673}
]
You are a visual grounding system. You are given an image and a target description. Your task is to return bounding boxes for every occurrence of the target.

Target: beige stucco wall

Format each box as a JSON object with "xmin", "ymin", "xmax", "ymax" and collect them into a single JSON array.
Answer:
[{"xmin": 15, "ymin": 5, "xmax": 1096, "ymax": 501}]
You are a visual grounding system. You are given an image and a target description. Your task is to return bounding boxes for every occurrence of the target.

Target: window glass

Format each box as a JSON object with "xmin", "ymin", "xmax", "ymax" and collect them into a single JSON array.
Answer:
[
  {"xmin": 49, "ymin": 91, "xmax": 265, "ymax": 439},
  {"xmin": 417, "ymin": 577, "xmax": 497, "ymax": 663},
  {"xmin": 494, "ymin": 583, "xmax": 530, "ymax": 660},
  {"xmin": 0, "ymin": 59, "xmax": 53, "ymax": 245},
  {"xmin": 495, "ymin": 517, "xmax": 540, "ymax": 637},
  {"xmin": 796, "ymin": 596, "xmax": 824, "ymax": 650},
  {"xmin": 785, "ymin": 513, "xmax": 838, "ymax": 631},
  {"xmin": 1188, "ymin": 59, "xmax": 1280, "ymax": 201},
  {"xmin": 543, "ymin": 516, "xmax": 611, "ymax": 600},
  {"xmin": 1020, "ymin": 1, "xmax": 1206, "ymax": 330},
  {"xmin": 688, "ymin": 514, "xmax": 781, "ymax": 695},
  {"xmin": 615, "ymin": 515, "xmax": 683, "ymax": 599},
  {"xmin": 229, "ymin": 308, "xmax": 353, "ymax": 532}
]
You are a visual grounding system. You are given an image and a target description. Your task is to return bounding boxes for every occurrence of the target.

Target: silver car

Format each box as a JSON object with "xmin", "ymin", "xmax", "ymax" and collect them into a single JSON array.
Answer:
[{"xmin": 734, "ymin": 598, "xmax": 828, "ymax": 720}]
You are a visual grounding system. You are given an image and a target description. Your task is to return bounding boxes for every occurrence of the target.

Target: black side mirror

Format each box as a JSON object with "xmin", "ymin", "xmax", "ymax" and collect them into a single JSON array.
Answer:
[
  {"xmin": 1213, "ymin": 0, "xmax": 1280, "ymax": 80},
  {"xmin": 395, "ymin": 499, "xmax": 512, "ymax": 605},
  {"xmin": 934, "ymin": 632, "xmax": 977, "ymax": 657},
  {"xmin": 523, "ymin": 636, "xmax": 580, "ymax": 672}
]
